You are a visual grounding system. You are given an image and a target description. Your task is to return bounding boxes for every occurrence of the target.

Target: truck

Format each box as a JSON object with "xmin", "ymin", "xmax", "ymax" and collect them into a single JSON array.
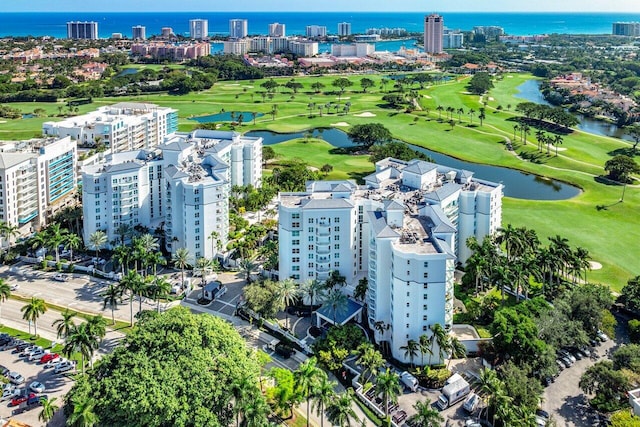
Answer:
[
  {"xmin": 436, "ymin": 374, "xmax": 471, "ymax": 410},
  {"xmin": 400, "ymin": 371, "xmax": 419, "ymax": 392}
]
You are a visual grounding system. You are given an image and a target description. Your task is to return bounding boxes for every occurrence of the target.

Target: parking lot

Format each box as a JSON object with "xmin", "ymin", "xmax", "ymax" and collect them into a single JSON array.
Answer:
[{"xmin": 0, "ymin": 334, "xmax": 74, "ymax": 426}]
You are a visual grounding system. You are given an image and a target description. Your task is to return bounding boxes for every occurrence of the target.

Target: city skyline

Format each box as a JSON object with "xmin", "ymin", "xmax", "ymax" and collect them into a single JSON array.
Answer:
[{"xmin": 2, "ymin": 0, "xmax": 640, "ymax": 12}]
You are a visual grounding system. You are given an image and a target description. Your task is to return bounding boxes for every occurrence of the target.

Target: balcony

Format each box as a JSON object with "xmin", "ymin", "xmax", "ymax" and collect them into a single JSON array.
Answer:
[
  {"xmin": 316, "ymin": 228, "xmax": 330, "ymax": 237},
  {"xmin": 316, "ymin": 256, "xmax": 330, "ymax": 264},
  {"xmin": 316, "ymin": 245, "xmax": 330, "ymax": 255}
]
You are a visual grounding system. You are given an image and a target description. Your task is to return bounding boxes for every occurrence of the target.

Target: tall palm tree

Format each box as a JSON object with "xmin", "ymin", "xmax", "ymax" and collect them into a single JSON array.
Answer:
[
  {"xmin": 112, "ymin": 245, "xmax": 130, "ymax": 276},
  {"xmin": 46, "ymin": 223, "xmax": 69, "ymax": 263},
  {"xmin": 230, "ymin": 374, "xmax": 256, "ymax": 427},
  {"xmin": 277, "ymin": 278, "xmax": 300, "ymax": 330},
  {"xmin": 208, "ymin": 231, "xmax": 221, "ymax": 259},
  {"xmin": 88, "ymin": 230, "xmax": 107, "ymax": 261},
  {"xmin": 238, "ymin": 258, "xmax": 258, "ymax": 283},
  {"xmin": 146, "ymin": 251, "xmax": 166, "ymax": 277},
  {"xmin": 356, "ymin": 344, "xmax": 384, "ymax": 385},
  {"xmin": 300, "ymin": 279, "xmax": 325, "ymax": 318},
  {"xmin": 447, "ymin": 337, "xmax": 467, "ymax": 368},
  {"xmin": 65, "ymin": 233, "xmax": 82, "ymax": 263},
  {"xmin": 324, "ymin": 289, "xmax": 348, "ymax": 326},
  {"xmin": 102, "ymin": 284, "xmax": 121, "ymax": 325},
  {"xmin": 294, "ymin": 357, "xmax": 324, "ymax": 427},
  {"xmin": 63, "ymin": 323, "xmax": 95, "ymax": 374},
  {"xmin": 549, "ymin": 235, "xmax": 572, "ymax": 283},
  {"xmin": 68, "ymin": 394, "xmax": 98, "ymax": 426},
  {"xmin": 325, "ymin": 388, "xmax": 357, "ymax": 427},
  {"xmin": 195, "ymin": 257, "xmax": 214, "ymax": 299},
  {"xmin": 39, "ymin": 396, "xmax": 59, "ymax": 425},
  {"xmin": 573, "ymin": 246, "xmax": 591, "ymax": 283},
  {"xmin": 418, "ymin": 334, "xmax": 433, "ymax": 367},
  {"xmin": 115, "ymin": 223, "xmax": 132, "ymax": 246},
  {"xmin": 242, "ymin": 396, "xmax": 270, "ymax": 427},
  {"xmin": 119, "ymin": 271, "xmax": 143, "ymax": 326},
  {"xmin": 311, "ymin": 375, "xmax": 336, "ymax": 427},
  {"xmin": 0, "ymin": 279, "xmax": 10, "ymax": 325},
  {"xmin": 407, "ymin": 400, "xmax": 444, "ymax": 427},
  {"xmin": 376, "ymin": 369, "xmax": 402, "ymax": 426},
  {"xmin": 400, "ymin": 339, "xmax": 420, "ymax": 368},
  {"xmin": 150, "ymin": 276, "xmax": 172, "ymax": 313},
  {"xmin": 172, "ymin": 247, "xmax": 191, "ymax": 286},
  {"xmin": 21, "ymin": 297, "xmax": 47, "ymax": 336},
  {"xmin": 0, "ymin": 221, "xmax": 19, "ymax": 251},
  {"xmin": 430, "ymin": 323, "xmax": 449, "ymax": 365},
  {"xmin": 51, "ymin": 308, "xmax": 76, "ymax": 340},
  {"xmin": 496, "ymin": 224, "xmax": 523, "ymax": 263}
]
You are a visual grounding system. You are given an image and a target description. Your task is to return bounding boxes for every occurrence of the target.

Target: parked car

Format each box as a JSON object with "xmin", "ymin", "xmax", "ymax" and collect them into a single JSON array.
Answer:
[
  {"xmin": 29, "ymin": 382, "xmax": 45, "ymax": 394},
  {"xmin": 27, "ymin": 348, "xmax": 46, "ymax": 361},
  {"xmin": 9, "ymin": 392, "xmax": 35, "ymax": 407},
  {"xmin": 52, "ymin": 273, "xmax": 67, "ymax": 282},
  {"xmin": 0, "ymin": 388, "xmax": 18, "ymax": 402},
  {"xmin": 559, "ymin": 350, "xmax": 576, "ymax": 363},
  {"xmin": 0, "ymin": 364, "xmax": 9, "ymax": 376},
  {"xmin": 8, "ymin": 372, "xmax": 25, "ymax": 385},
  {"xmin": 44, "ymin": 357, "xmax": 65, "ymax": 369},
  {"xmin": 0, "ymin": 339, "xmax": 17, "ymax": 351},
  {"xmin": 597, "ymin": 330, "xmax": 609, "ymax": 342},
  {"xmin": 560, "ymin": 357, "xmax": 572, "ymax": 368},
  {"xmin": 54, "ymin": 361, "xmax": 75, "ymax": 374},
  {"xmin": 27, "ymin": 394, "xmax": 47, "ymax": 407},
  {"xmin": 19, "ymin": 345, "xmax": 38, "ymax": 357},
  {"xmin": 40, "ymin": 353, "xmax": 59, "ymax": 364},
  {"xmin": 463, "ymin": 393, "xmax": 479, "ymax": 413},
  {"xmin": 9, "ymin": 283, "xmax": 18, "ymax": 291}
]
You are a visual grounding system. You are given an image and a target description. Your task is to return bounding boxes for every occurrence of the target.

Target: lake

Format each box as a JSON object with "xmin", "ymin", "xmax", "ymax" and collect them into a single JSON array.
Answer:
[
  {"xmin": 246, "ymin": 129, "xmax": 581, "ymax": 200},
  {"xmin": 514, "ymin": 80, "xmax": 634, "ymax": 142},
  {"xmin": 190, "ymin": 111, "xmax": 264, "ymax": 123}
]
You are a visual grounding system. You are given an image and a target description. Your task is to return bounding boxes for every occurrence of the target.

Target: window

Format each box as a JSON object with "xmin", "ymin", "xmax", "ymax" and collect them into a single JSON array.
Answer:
[
  {"xmin": 195, "ymin": 244, "xmax": 200, "ymax": 249},
  {"xmin": 335, "ymin": 226, "xmax": 340, "ymax": 232},
  {"xmin": 406, "ymin": 324, "xmax": 409, "ymax": 329},
  {"xmin": 194, "ymin": 189, "xmax": 200, "ymax": 194},
  {"xmin": 423, "ymin": 315, "xmax": 428, "ymax": 321},
  {"xmin": 195, "ymin": 236, "xmax": 200, "ymax": 241},
  {"xmin": 292, "ymin": 213, "xmax": 300, "ymax": 219},
  {"xmin": 292, "ymin": 266, "xmax": 300, "ymax": 271},
  {"xmin": 308, "ymin": 245, "xmax": 314, "ymax": 250},
  {"xmin": 334, "ymin": 217, "xmax": 340, "ymax": 223},
  {"xmin": 423, "ymin": 261, "xmax": 429, "ymax": 268},
  {"xmin": 308, "ymin": 262, "xmax": 313, "ymax": 268},
  {"xmin": 309, "ymin": 254, "xmax": 314, "ymax": 259},
  {"xmin": 334, "ymin": 244, "xmax": 340, "ymax": 250},
  {"xmin": 309, "ymin": 236, "xmax": 314, "ymax": 242},
  {"xmin": 195, "ymin": 198, "xmax": 200, "ymax": 203},
  {"xmin": 292, "ymin": 257, "xmax": 300, "ymax": 263},
  {"xmin": 406, "ymin": 292, "xmax": 410, "ymax": 297},
  {"xmin": 292, "ymin": 231, "xmax": 300, "ymax": 237},
  {"xmin": 95, "ymin": 201, "xmax": 100, "ymax": 206},
  {"xmin": 195, "ymin": 213, "xmax": 200, "ymax": 218},
  {"xmin": 196, "ymin": 252, "xmax": 201, "ymax": 258},
  {"xmin": 96, "ymin": 223, "xmax": 101, "ymax": 228},
  {"xmin": 423, "ymin": 294, "xmax": 428, "ymax": 300},
  {"xmin": 407, "ymin": 271, "xmax": 410, "ymax": 276},
  {"xmin": 334, "ymin": 262, "xmax": 340, "ymax": 267},
  {"xmin": 334, "ymin": 253, "xmax": 339, "ymax": 259},
  {"xmin": 407, "ymin": 260, "xmax": 411, "ymax": 265},
  {"xmin": 406, "ymin": 313, "xmax": 410, "ymax": 318},
  {"xmin": 293, "ymin": 274, "xmax": 300, "ymax": 280},
  {"xmin": 95, "ymin": 208, "xmax": 100, "ymax": 213},
  {"xmin": 309, "ymin": 272, "xmax": 314, "ymax": 277},
  {"xmin": 308, "ymin": 227, "xmax": 313, "ymax": 232},
  {"xmin": 423, "ymin": 304, "xmax": 427, "ymax": 310},
  {"xmin": 292, "ymin": 222, "xmax": 300, "ymax": 228},
  {"xmin": 423, "ymin": 272, "xmax": 429, "ymax": 278},
  {"xmin": 423, "ymin": 325, "xmax": 428, "ymax": 331},
  {"xmin": 292, "ymin": 248, "xmax": 300, "ymax": 254},
  {"xmin": 195, "ymin": 221, "xmax": 200, "ymax": 226},
  {"xmin": 308, "ymin": 218, "xmax": 314, "ymax": 223},
  {"xmin": 423, "ymin": 283, "xmax": 428, "ymax": 289},
  {"xmin": 292, "ymin": 240, "xmax": 300, "ymax": 245},
  {"xmin": 406, "ymin": 302, "xmax": 410, "ymax": 308}
]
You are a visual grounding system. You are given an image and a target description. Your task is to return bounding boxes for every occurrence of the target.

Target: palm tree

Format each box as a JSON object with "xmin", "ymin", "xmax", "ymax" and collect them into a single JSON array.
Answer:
[
  {"xmin": 114, "ymin": 223, "xmax": 132, "ymax": 246},
  {"xmin": 0, "ymin": 279, "xmax": 10, "ymax": 325},
  {"xmin": 172, "ymin": 247, "xmax": 191, "ymax": 286},
  {"xmin": 356, "ymin": 344, "xmax": 384, "ymax": 385},
  {"xmin": 400, "ymin": 339, "xmax": 420, "ymax": 368},
  {"xmin": 119, "ymin": 271, "xmax": 143, "ymax": 326},
  {"xmin": 468, "ymin": 108, "xmax": 476, "ymax": 124},
  {"xmin": 407, "ymin": 400, "xmax": 444, "ymax": 427},
  {"xmin": 277, "ymin": 278, "xmax": 300, "ymax": 330},
  {"xmin": 68, "ymin": 394, "xmax": 98, "ymax": 426},
  {"xmin": 311, "ymin": 375, "xmax": 336, "ymax": 427},
  {"xmin": 195, "ymin": 257, "xmax": 214, "ymax": 299},
  {"xmin": 150, "ymin": 276, "xmax": 172, "ymax": 313},
  {"xmin": 376, "ymin": 369, "xmax": 402, "ymax": 426},
  {"xmin": 418, "ymin": 334, "xmax": 433, "ymax": 367},
  {"xmin": 46, "ymin": 223, "xmax": 69, "ymax": 263},
  {"xmin": 457, "ymin": 107, "xmax": 464, "ymax": 123},
  {"xmin": 86, "ymin": 315, "xmax": 107, "ymax": 368},
  {"xmin": 242, "ymin": 396, "xmax": 270, "ymax": 427},
  {"xmin": 147, "ymin": 251, "xmax": 166, "ymax": 277},
  {"xmin": 300, "ymin": 279, "xmax": 325, "ymax": 318},
  {"xmin": 63, "ymin": 323, "xmax": 95, "ymax": 374},
  {"xmin": 65, "ymin": 233, "xmax": 82, "ymax": 263},
  {"xmin": 88, "ymin": 230, "xmax": 107, "ymax": 261},
  {"xmin": 39, "ymin": 396, "xmax": 59, "ymax": 425},
  {"xmin": 294, "ymin": 357, "xmax": 324, "ymax": 427},
  {"xmin": 21, "ymin": 297, "xmax": 47, "ymax": 336},
  {"xmin": 52, "ymin": 308, "xmax": 76, "ymax": 340},
  {"xmin": 102, "ymin": 284, "xmax": 121, "ymax": 325},
  {"xmin": 238, "ymin": 258, "xmax": 258, "ymax": 283},
  {"xmin": 447, "ymin": 337, "xmax": 467, "ymax": 368},
  {"xmin": 436, "ymin": 105, "xmax": 444, "ymax": 120},
  {"xmin": 111, "ymin": 245, "xmax": 130, "ymax": 276},
  {"xmin": 326, "ymin": 388, "xmax": 357, "ymax": 427},
  {"xmin": 0, "ymin": 221, "xmax": 19, "ymax": 251},
  {"xmin": 430, "ymin": 323, "xmax": 449, "ymax": 365},
  {"xmin": 324, "ymin": 289, "xmax": 348, "ymax": 325}
]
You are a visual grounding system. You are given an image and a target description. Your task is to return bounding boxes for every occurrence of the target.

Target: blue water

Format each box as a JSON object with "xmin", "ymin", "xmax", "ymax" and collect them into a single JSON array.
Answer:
[
  {"xmin": 117, "ymin": 68, "xmax": 139, "ymax": 77},
  {"xmin": 245, "ymin": 129, "xmax": 581, "ymax": 200},
  {"xmin": 189, "ymin": 111, "xmax": 264, "ymax": 123},
  {"xmin": 2, "ymin": 12, "xmax": 640, "ymax": 38},
  {"xmin": 514, "ymin": 80, "xmax": 551, "ymax": 106}
]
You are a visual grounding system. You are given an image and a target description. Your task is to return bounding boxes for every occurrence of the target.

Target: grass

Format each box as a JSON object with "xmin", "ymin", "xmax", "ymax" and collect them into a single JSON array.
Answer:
[
  {"xmin": 0, "ymin": 72, "xmax": 637, "ymax": 290},
  {"xmin": 0, "ymin": 325, "xmax": 83, "ymax": 366}
]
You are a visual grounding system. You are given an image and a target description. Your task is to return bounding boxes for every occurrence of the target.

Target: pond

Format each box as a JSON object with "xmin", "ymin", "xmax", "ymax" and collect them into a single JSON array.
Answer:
[
  {"xmin": 514, "ymin": 80, "xmax": 634, "ymax": 142},
  {"xmin": 189, "ymin": 112, "xmax": 264, "ymax": 123},
  {"xmin": 117, "ymin": 68, "xmax": 139, "ymax": 77},
  {"xmin": 246, "ymin": 129, "xmax": 581, "ymax": 201},
  {"xmin": 21, "ymin": 114, "xmax": 35, "ymax": 119}
]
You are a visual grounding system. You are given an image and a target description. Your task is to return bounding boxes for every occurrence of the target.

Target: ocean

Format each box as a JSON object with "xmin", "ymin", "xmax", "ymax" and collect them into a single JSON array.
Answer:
[{"xmin": 2, "ymin": 11, "xmax": 640, "ymax": 39}]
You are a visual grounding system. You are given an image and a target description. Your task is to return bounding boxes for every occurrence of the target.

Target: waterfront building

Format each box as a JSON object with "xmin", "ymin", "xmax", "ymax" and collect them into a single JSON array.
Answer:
[
  {"xmin": 67, "ymin": 21, "xmax": 98, "ymax": 40},
  {"xmin": 331, "ymin": 43, "xmax": 374, "ymax": 57},
  {"xmin": 338, "ymin": 22, "xmax": 352, "ymax": 37},
  {"xmin": 278, "ymin": 158, "xmax": 502, "ymax": 363},
  {"xmin": 223, "ymin": 39, "xmax": 251, "ymax": 55},
  {"xmin": 366, "ymin": 27, "xmax": 407, "ymax": 37},
  {"xmin": 269, "ymin": 23, "xmax": 286, "ymax": 38},
  {"xmin": 161, "ymin": 27, "xmax": 174, "ymax": 38},
  {"xmin": 189, "ymin": 19, "xmax": 209, "ymax": 40},
  {"xmin": 131, "ymin": 41, "xmax": 211, "ymax": 60},
  {"xmin": 43, "ymin": 103, "xmax": 178, "ymax": 154},
  {"xmin": 443, "ymin": 29, "xmax": 464, "ymax": 49},
  {"xmin": 111, "ymin": 33, "xmax": 123, "ymax": 40},
  {"xmin": 306, "ymin": 25, "xmax": 327, "ymax": 38},
  {"xmin": 612, "ymin": 22, "xmax": 640, "ymax": 36},
  {"xmin": 288, "ymin": 40, "xmax": 319, "ymax": 57},
  {"xmin": 132, "ymin": 25, "xmax": 146, "ymax": 40},
  {"xmin": 354, "ymin": 34, "xmax": 381, "ymax": 42},
  {"xmin": 81, "ymin": 130, "xmax": 262, "ymax": 263},
  {"xmin": 230, "ymin": 19, "xmax": 249, "ymax": 39},
  {"xmin": 0, "ymin": 137, "xmax": 77, "ymax": 236},
  {"xmin": 472, "ymin": 26, "xmax": 504, "ymax": 39},
  {"xmin": 424, "ymin": 14, "xmax": 444, "ymax": 54}
]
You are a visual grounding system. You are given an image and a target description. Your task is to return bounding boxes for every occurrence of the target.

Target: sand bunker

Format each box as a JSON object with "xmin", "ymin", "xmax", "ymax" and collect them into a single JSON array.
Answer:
[
  {"xmin": 488, "ymin": 97, "xmax": 495, "ymax": 101},
  {"xmin": 423, "ymin": 95, "xmax": 432, "ymax": 99},
  {"xmin": 354, "ymin": 112, "xmax": 376, "ymax": 117},
  {"xmin": 225, "ymin": 83, "xmax": 241, "ymax": 86},
  {"xmin": 336, "ymin": 97, "xmax": 351, "ymax": 100},
  {"xmin": 589, "ymin": 261, "xmax": 603, "ymax": 270},
  {"xmin": 331, "ymin": 122, "xmax": 350, "ymax": 127}
]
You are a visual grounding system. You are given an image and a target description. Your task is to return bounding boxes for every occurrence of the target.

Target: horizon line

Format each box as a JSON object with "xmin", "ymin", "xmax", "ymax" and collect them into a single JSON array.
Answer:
[{"xmin": 3, "ymin": 10, "xmax": 640, "ymax": 13}]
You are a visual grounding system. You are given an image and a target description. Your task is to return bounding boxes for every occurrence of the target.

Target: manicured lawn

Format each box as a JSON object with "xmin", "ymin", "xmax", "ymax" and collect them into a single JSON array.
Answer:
[{"xmin": 0, "ymin": 72, "xmax": 637, "ymax": 290}]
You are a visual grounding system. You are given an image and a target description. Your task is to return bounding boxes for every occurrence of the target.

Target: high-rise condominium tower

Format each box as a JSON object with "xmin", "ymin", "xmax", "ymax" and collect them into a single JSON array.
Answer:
[
  {"xmin": 189, "ymin": 19, "xmax": 209, "ymax": 40},
  {"xmin": 424, "ymin": 14, "xmax": 444, "ymax": 54},
  {"xmin": 229, "ymin": 19, "xmax": 249, "ymax": 39}
]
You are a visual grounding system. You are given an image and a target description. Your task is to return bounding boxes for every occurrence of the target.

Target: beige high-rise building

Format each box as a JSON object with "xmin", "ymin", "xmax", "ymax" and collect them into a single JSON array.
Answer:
[{"xmin": 424, "ymin": 14, "xmax": 444, "ymax": 54}]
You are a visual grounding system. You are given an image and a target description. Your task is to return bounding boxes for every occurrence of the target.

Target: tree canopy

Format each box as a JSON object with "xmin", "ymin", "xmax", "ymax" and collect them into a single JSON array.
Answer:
[
  {"xmin": 467, "ymin": 72, "xmax": 494, "ymax": 95},
  {"xmin": 605, "ymin": 155, "xmax": 640, "ymax": 183},
  {"xmin": 64, "ymin": 307, "xmax": 266, "ymax": 427},
  {"xmin": 347, "ymin": 123, "xmax": 392, "ymax": 149}
]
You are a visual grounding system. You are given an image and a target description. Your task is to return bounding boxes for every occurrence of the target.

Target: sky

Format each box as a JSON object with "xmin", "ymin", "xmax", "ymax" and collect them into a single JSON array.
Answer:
[{"xmin": 2, "ymin": 0, "xmax": 640, "ymax": 12}]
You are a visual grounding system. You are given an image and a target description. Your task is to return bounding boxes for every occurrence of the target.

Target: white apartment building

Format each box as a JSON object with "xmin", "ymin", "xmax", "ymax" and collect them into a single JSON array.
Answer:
[
  {"xmin": 269, "ymin": 23, "xmax": 286, "ymax": 38},
  {"xmin": 43, "ymin": 103, "xmax": 178, "ymax": 154},
  {"xmin": 223, "ymin": 39, "xmax": 251, "ymax": 55},
  {"xmin": 306, "ymin": 25, "xmax": 327, "ymax": 38},
  {"xmin": 132, "ymin": 25, "xmax": 146, "ymax": 40},
  {"xmin": 443, "ymin": 29, "xmax": 464, "ymax": 49},
  {"xmin": 278, "ymin": 158, "xmax": 502, "ymax": 364},
  {"xmin": 230, "ymin": 19, "xmax": 249, "ymax": 39},
  {"xmin": 0, "ymin": 137, "xmax": 77, "ymax": 236},
  {"xmin": 67, "ymin": 21, "xmax": 98, "ymax": 40},
  {"xmin": 81, "ymin": 130, "xmax": 262, "ymax": 263},
  {"xmin": 189, "ymin": 19, "xmax": 209, "ymax": 40},
  {"xmin": 289, "ymin": 40, "xmax": 319, "ymax": 57},
  {"xmin": 331, "ymin": 43, "xmax": 374, "ymax": 58},
  {"xmin": 338, "ymin": 22, "xmax": 352, "ymax": 37}
]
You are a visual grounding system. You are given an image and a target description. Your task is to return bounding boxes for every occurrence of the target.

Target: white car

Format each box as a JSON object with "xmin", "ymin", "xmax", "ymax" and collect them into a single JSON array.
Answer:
[
  {"xmin": 0, "ymin": 388, "xmax": 18, "ymax": 402},
  {"xmin": 44, "ymin": 357, "xmax": 65, "ymax": 369},
  {"xmin": 22, "ymin": 346, "xmax": 42, "ymax": 358},
  {"xmin": 52, "ymin": 273, "xmax": 67, "ymax": 282},
  {"xmin": 8, "ymin": 371, "xmax": 25, "ymax": 385},
  {"xmin": 29, "ymin": 381, "xmax": 45, "ymax": 394},
  {"xmin": 9, "ymin": 283, "xmax": 19, "ymax": 291},
  {"xmin": 27, "ymin": 348, "xmax": 46, "ymax": 361},
  {"xmin": 54, "ymin": 361, "xmax": 75, "ymax": 374}
]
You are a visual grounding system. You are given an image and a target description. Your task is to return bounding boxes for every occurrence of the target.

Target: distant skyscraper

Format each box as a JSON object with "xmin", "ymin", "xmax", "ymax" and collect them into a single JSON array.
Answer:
[
  {"xmin": 229, "ymin": 19, "xmax": 249, "ymax": 39},
  {"xmin": 424, "ymin": 14, "xmax": 444, "ymax": 54},
  {"xmin": 306, "ymin": 25, "xmax": 327, "ymax": 38},
  {"xmin": 442, "ymin": 29, "xmax": 464, "ymax": 49},
  {"xmin": 132, "ymin": 25, "xmax": 146, "ymax": 40},
  {"xmin": 338, "ymin": 22, "xmax": 352, "ymax": 37},
  {"xmin": 189, "ymin": 19, "xmax": 209, "ymax": 40},
  {"xmin": 612, "ymin": 22, "xmax": 640, "ymax": 36},
  {"xmin": 269, "ymin": 22, "xmax": 286, "ymax": 38},
  {"xmin": 66, "ymin": 21, "xmax": 98, "ymax": 40},
  {"xmin": 161, "ymin": 27, "xmax": 174, "ymax": 38}
]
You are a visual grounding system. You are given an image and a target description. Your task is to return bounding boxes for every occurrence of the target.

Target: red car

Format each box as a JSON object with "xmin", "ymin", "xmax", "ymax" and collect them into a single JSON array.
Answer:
[
  {"xmin": 10, "ymin": 393, "xmax": 35, "ymax": 407},
  {"xmin": 39, "ymin": 353, "xmax": 59, "ymax": 364}
]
